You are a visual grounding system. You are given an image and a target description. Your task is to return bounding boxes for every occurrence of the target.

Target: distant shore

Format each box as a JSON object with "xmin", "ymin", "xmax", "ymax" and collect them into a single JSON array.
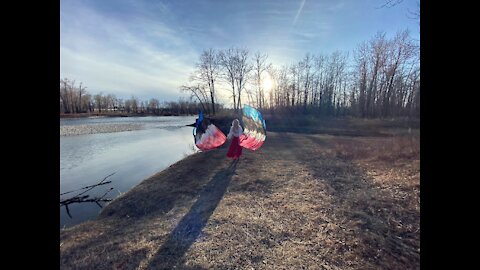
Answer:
[
  {"xmin": 60, "ymin": 123, "xmax": 145, "ymax": 136},
  {"xmin": 60, "ymin": 112, "xmax": 191, "ymax": 118}
]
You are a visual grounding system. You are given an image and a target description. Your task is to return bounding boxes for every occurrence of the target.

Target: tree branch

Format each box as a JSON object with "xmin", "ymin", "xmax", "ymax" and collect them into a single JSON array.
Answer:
[
  {"xmin": 378, "ymin": 0, "xmax": 403, "ymax": 9},
  {"xmin": 60, "ymin": 173, "xmax": 115, "ymax": 218}
]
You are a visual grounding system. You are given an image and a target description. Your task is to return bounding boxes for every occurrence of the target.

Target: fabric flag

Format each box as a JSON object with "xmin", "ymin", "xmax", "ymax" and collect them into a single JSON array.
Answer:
[
  {"xmin": 239, "ymin": 105, "xmax": 267, "ymax": 150},
  {"xmin": 194, "ymin": 114, "xmax": 226, "ymax": 151}
]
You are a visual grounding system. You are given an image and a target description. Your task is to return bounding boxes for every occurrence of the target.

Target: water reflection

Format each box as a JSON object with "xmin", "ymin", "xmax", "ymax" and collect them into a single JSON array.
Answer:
[{"xmin": 60, "ymin": 116, "xmax": 197, "ymax": 228}]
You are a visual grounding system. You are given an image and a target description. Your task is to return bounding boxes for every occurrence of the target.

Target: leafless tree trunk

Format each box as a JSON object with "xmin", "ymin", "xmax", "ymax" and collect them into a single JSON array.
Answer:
[
  {"xmin": 300, "ymin": 53, "xmax": 312, "ymax": 110},
  {"xmin": 60, "ymin": 78, "xmax": 70, "ymax": 113},
  {"xmin": 367, "ymin": 32, "xmax": 387, "ymax": 117},
  {"xmin": 219, "ymin": 48, "xmax": 237, "ymax": 111},
  {"xmin": 196, "ymin": 49, "xmax": 220, "ymax": 115},
  {"xmin": 289, "ymin": 65, "xmax": 298, "ymax": 107},
  {"xmin": 252, "ymin": 52, "xmax": 270, "ymax": 109},
  {"xmin": 94, "ymin": 93, "xmax": 103, "ymax": 113},
  {"xmin": 130, "ymin": 96, "xmax": 139, "ymax": 114},
  {"xmin": 219, "ymin": 48, "xmax": 251, "ymax": 113},
  {"xmin": 234, "ymin": 48, "xmax": 251, "ymax": 111}
]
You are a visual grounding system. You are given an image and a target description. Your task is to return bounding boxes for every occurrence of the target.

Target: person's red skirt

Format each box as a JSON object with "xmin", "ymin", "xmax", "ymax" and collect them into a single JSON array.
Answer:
[{"xmin": 226, "ymin": 136, "xmax": 242, "ymax": 159}]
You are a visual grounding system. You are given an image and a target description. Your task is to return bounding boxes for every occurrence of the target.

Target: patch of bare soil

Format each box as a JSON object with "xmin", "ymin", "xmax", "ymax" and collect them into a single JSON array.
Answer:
[{"xmin": 60, "ymin": 124, "xmax": 419, "ymax": 269}]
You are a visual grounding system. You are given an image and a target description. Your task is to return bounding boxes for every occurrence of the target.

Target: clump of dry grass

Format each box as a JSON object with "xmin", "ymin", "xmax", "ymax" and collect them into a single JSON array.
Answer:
[
  {"xmin": 318, "ymin": 133, "xmax": 420, "ymax": 269},
  {"xmin": 333, "ymin": 135, "xmax": 419, "ymax": 162}
]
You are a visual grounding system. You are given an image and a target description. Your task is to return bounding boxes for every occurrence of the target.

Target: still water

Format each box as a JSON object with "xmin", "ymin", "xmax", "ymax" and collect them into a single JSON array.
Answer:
[{"xmin": 60, "ymin": 116, "xmax": 197, "ymax": 228}]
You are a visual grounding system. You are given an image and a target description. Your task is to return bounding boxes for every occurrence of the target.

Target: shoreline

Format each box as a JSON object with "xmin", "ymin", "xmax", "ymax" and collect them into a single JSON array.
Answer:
[
  {"xmin": 60, "ymin": 112, "xmax": 192, "ymax": 118},
  {"xmin": 60, "ymin": 116, "xmax": 199, "ymax": 228}
]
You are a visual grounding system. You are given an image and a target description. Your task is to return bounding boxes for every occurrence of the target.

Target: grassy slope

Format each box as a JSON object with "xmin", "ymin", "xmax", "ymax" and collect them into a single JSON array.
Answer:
[{"xmin": 60, "ymin": 117, "xmax": 420, "ymax": 270}]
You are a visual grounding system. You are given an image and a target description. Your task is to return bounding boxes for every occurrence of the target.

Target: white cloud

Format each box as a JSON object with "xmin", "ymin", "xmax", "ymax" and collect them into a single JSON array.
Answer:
[
  {"xmin": 60, "ymin": 2, "xmax": 197, "ymax": 101},
  {"xmin": 61, "ymin": 47, "xmax": 191, "ymax": 100}
]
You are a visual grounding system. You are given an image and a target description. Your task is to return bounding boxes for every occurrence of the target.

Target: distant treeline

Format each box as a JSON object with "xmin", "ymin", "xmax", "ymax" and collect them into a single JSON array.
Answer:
[
  {"xmin": 61, "ymin": 30, "xmax": 419, "ymax": 119},
  {"xmin": 59, "ymin": 79, "xmax": 223, "ymax": 116},
  {"xmin": 182, "ymin": 30, "xmax": 419, "ymax": 118}
]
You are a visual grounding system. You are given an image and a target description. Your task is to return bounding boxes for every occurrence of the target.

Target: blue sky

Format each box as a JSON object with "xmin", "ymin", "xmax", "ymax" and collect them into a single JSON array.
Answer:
[{"xmin": 60, "ymin": 0, "xmax": 419, "ymax": 103}]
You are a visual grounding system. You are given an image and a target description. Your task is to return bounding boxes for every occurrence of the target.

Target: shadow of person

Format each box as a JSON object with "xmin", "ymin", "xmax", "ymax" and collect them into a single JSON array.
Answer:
[{"xmin": 146, "ymin": 159, "xmax": 238, "ymax": 269}]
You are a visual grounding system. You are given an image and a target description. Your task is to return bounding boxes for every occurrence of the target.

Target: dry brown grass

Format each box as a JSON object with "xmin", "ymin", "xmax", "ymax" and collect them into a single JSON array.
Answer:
[{"xmin": 60, "ymin": 118, "xmax": 420, "ymax": 270}]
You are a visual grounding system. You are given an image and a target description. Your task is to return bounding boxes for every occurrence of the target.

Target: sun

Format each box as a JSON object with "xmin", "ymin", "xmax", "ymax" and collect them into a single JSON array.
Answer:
[{"xmin": 262, "ymin": 72, "xmax": 273, "ymax": 92}]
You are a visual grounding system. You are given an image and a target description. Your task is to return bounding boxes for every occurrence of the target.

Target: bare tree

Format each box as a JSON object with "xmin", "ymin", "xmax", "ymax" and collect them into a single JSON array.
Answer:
[
  {"xmin": 195, "ymin": 49, "xmax": 220, "ymax": 115},
  {"xmin": 77, "ymin": 83, "xmax": 87, "ymax": 112},
  {"xmin": 333, "ymin": 51, "xmax": 349, "ymax": 115},
  {"xmin": 300, "ymin": 53, "xmax": 313, "ymax": 110},
  {"xmin": 267, "ymin": 66, "xmax": 277, "ymax": 110},
  {"xmin": 354, "ymin": 42, "xmax": 369, "ymax": 117},
  {"xmin": 218, "ymin": 47, "xmax": 252, "ymax": 112},
  {"xmin": 252, "ymin": 52, "xmax": 271, "ymax": 109},
  {"xmin": 148, "ymin": 98, "xmax": 160, "ymax": 114},
  {"xmin": 60, "ymin": 78, "xmax": 70, "ymax": 113},
  {"xmin": 234, "ymin": 48, "xmax": 251, "ymax": 111},
  {"xmin": 94, "ymin": 93, "xmax": 103, "ymax": 113},
  {"xmin": 130, "ymin": 96, "xmax": 139, "ymax": 114},
  {"xmin": 289, "ymin": 64, "xmax": 298, "ymax": 107},
  {"xmin": 124, "ymin": 99, "xmax": 132, "ymax": 113},
  {"xmin": 381, "ymin": 30, "xmax": 416, "ymax": 116},
  {"xmin": 82, "ymin": 93, "xmax": 93, "ymax": 113},
  {"xmin": 180, "ymin": 84, "xmax": 209, "ymax": 113},
  {"xmin": 268, "ymin": 65, "xmax": 288, "ymax": 109},
  {"xmin": 60, "ymin": 78, "xmax": 85, "ymax": 114},
  {"xmin": 218, "ymin": 48, "xmax": 237, "ymax": 111},
  {"xmin": 60, "ymin": 79, "xmax": 93, "ymax": 114},
  {"xmin": 276, "ymin": 65, "xmax": 289, "ymax": 108},
  {"xmin": 67, "ymin": 79, "xmax": 76, "ymax": 113},
  {"xmin": 366, "ymin": 32, "xmax": 388, "ymax": 117},
  {"xmin": 351, "ymin": 29, "xmax": 419, "ymax": 118},
  {"xmin": 312, "ymin": 54, "xmax": 327, "ymax": 108}
]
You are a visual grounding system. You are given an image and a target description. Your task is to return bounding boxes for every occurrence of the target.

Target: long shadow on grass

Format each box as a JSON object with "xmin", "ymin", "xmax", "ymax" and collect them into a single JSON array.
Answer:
[
  {"xmin": 283, "ymin": 133, "xmax": 420, "ymax": 269},
  {"xmin": 268, "ymin": 126, "xmax": 390, "ymax": 137},
  {"xmin": 145, "ymin": 159, "xmax": 239, "ymax": 270},
  {"xmin": 266, "ymin": 117, "xmax": 390, "ymax": 137},
  {"xmin": 60, "ymin": 149, "xmax": 229, "ymax": 270},
  {"xmin": 267, "ymin": 116, "xmax": 417, "ymax": 137}
]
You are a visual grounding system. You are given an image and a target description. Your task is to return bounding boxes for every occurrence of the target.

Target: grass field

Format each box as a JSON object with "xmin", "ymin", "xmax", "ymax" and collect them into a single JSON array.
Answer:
[{"xmin": 60, "ymin": 116, "xmax": 420, "ymax": 270}]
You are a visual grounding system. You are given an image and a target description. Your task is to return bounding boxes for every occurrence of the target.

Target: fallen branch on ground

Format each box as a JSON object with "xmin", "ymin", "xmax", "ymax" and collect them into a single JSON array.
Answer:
[{"xmin": 60, "ymin": 173, "xmax": 115, "ymax": 218}]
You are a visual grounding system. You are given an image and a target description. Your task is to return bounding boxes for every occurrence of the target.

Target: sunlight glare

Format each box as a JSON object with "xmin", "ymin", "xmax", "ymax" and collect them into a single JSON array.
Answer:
[{"xmin": 262, "ymin": 72, "xmax": 273, "ymax": 92}]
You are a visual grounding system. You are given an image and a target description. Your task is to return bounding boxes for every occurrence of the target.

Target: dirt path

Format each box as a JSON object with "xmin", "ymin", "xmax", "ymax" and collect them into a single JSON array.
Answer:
[{"xmin": 60, "ymin": 130, "xmax": 420, "ymax": 270}]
